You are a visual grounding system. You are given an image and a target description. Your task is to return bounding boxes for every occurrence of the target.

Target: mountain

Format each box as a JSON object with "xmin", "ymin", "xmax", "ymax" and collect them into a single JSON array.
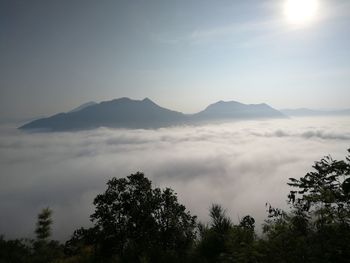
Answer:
[
  {"xmin": 193, "ymin": 100, "xmax": 285, "ymax": 121},
  {"xmin": 281, "ymin": 108, "xmax": 350, "ymax": 117},
  {"xmin": 69, "ymin": 101, "xmax": 97, "ymax": 113},
  {"xmin": 19, "ymin": 98, "xmax": 285, "ymax": 131},
  {"xmin": 19, "ymin": 98, "xmax": 187, "ymax": 131}
]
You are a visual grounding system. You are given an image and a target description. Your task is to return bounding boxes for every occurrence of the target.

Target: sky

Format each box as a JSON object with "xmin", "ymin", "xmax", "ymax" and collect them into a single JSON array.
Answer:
[
  {"xmin": 1, "ymin": 116, "xmax": 349, "ymax": 240},
  {"xmin": 1, "ymin": 0, "xmax": 350, "ymax": 120}
]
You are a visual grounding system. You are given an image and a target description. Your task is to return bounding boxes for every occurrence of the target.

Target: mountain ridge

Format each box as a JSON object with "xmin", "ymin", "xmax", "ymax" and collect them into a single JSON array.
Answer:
[
  {"xmin": 69, "ymin": 101, "xmax": 97, "ymax": 113},
  {"xmin": 19, "ymin": 98, "xmax": 285, "ymax": 131}
]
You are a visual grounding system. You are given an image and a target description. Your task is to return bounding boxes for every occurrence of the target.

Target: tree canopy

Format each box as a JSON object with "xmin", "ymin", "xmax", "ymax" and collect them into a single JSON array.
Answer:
[
  {"xmin": 1, "ymin": 149, "xmax": 350, "ymax": 263},
  {"xmin": 90, "ymin": 172, "xmax": 197, "ymax": 262}
]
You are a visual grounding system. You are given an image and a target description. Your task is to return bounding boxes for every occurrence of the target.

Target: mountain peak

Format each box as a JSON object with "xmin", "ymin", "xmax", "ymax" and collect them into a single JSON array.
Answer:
[
  {"xmin": 111, "ymin": 97, "xmax": 132, "ymax": 103},
  {"xmin": 195, "ymin": 100, "xmax": 284, "ymax": 120},
  {"xmin": 19, "ymin": 97, "xmax": 186, "ymax": 131},
  {"xmin": 214, "ymin": 100, "xmax": 241, "ymax": 104},
  {"xmin": 142, "ymin": 97, "xmax": 157, "ymax": 105},
  {"xmin": 142, "ymin": 97, "xmax": 152, "ymax": 102},
  {"xmin": 19, "ymin": 98, "xmax": 285, "ymax": 131},
  {"xmin": 205, "ymin": 100, "xmax": 244, "ymax": 111}
]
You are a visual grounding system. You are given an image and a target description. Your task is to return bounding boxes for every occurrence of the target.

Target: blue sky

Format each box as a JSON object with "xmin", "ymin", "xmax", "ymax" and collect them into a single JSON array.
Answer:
[{"xmin": 1, "ymin": 0, "xmax": 350, "ymax": 119}]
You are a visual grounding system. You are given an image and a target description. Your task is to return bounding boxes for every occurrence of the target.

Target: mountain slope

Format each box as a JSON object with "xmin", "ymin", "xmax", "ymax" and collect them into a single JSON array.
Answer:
[
  {"xmin": 19, "ymin": 98, "xmax": 285, "ymax": 131},
  {"xmin": 19, "ymin": 98, "xmax": 187, "ymax": 131},
  {"xmin": 69, "ymin": 101, "xmax": 97, "ymax": 113},
  {"xmin": 193, "ymin": 100, "xmax": 285, "ymax": 121}
]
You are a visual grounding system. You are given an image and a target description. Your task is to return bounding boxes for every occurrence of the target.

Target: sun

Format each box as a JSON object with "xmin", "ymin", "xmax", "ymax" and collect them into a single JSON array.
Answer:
[{"xmin": 284, "ymin": 0, "xmax": 319, "ymax": 26}]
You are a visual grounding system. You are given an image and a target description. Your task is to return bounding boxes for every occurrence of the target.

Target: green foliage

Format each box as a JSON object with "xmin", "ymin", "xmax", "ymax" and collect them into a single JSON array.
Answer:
[
  {"xmin": 195, "ymin": 204, "xmax": 260, "ymax": 263},
  {"xmin": 64, "ymin": 227, "xmax": 97, "ymax": 258},
  {"xmin": 239, "ymin": 215, "xmax": 255, "ymax": 231},
  {"xmin": 0, "ymin": 208, "xmax": 65, "ymax": 263},
  {"xmin": 262, "ymin": 210, "xmax": 311, "ymax": 262},
  {"xmin": 0, "ymin": 236, "xmax": 31, "ymax": 263},
  {"xmin": 209, "ymin": 204, "xmax": 232, "ymax": 234},
  {"xmin": 2, "ymin": 150, "xmax": 350, "ymax": 262},
  {"xmin": 262, "ymin": 149, "xmax": 350, "ymax": 263},
  {"xmin": 87, "ymin": 172, "xmax": 197, "ymax": 262},
  {"xmin": 196, "ymin": 205, "xmax": 232, "ymax": 261},
  {"xmin": 287, "ymin": 150, "xmax": 350, "ymax": 226}
]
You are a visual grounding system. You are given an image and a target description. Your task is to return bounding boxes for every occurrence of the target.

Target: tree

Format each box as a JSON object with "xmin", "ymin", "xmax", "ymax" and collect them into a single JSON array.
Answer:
[
  {"xmin": 89, "ymin": 172, "xmax": 197, "ymax": 262},
  {"xmin": 227, "ymin": 215, "xmax": 259, "ymax": 263},
  {"xmin": 32, "ymin": 208, "xmax": 63, "ymax": 263},
  {"xmin": 195, "ymin": 205, "xmax": 260, "ymax": 263},
  {"xmin": 64, "ymin": 227, "xmax": 97, "ymax": 261},
  {"xmin": 195, "ymin": 204, "xmax": 233, "ymax": 263},
  {"xmin": 35, "ymin": 208, "xmax": 52, "ymax": 242},
  {"xmin": 262, "ymin": 149, "xmax": 350, "ymax": 263},
  {"xmin": 209, "ymin": 204, "xmax": 232, "ymax": 234},
  {"xmin": 0, "ymin": 236, "xmax": 31, "ymax": 263},
  {"xmin": 287, "ymin": 149, "xmax": 350, "ymax": 226}
]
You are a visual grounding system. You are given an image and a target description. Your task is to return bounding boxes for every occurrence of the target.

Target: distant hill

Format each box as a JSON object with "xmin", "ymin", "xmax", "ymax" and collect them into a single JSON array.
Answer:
[
  {"xmin": 281, "ymin": 108, "xmax": 350, "ymax": 117},
  {"xmin": 19, "ymin": 98, "xmax": 285, "ymax": 131},
  {"xmin": 19, "ymin": 98, "xmax": 187, "ymax": 131},
  {"xmin": 193, "ymin": 100, "xmax": 285, "ymax": 121}
]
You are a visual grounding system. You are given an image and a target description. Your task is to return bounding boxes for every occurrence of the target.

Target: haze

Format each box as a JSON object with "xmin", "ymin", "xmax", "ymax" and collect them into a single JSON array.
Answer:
[
  {"xmin": 1, "ymin": 117, "xmax": 350, "ymax": 240},
  {"xmin": 1, "ymin": 0, "xmax": 350, "ymax": 120},
  {"xmin": 0, "ymin": 0, "xmax": 350, "ymax": 245}
]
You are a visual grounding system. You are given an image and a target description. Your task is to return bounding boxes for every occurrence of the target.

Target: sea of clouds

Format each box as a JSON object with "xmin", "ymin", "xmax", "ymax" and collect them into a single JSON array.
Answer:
[{"xmin": 0, "ymin": 116, "xmax": 349, "ymax": 241}]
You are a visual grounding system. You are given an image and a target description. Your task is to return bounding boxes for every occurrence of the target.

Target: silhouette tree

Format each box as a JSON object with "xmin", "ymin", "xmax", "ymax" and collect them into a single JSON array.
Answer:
[
  {"xmin": 89, "ymin": 172, "xmax": 197, "ymax": 262},
  {"xmin": 35, "ymin": 208, "xmax": 52, "ymax": 242},
  {"xmin": 195, "ymin": 204, "xmax": 234, "ymax": 262},
  {"xmin": 0, "ymin": 236, "xmax": 31, "ymax": 263},
  {"xmin": 287, "ymin": 149, "xmax": 350, "ymax": 226},
  {"xmin": 31, "ymin": 208, "xmax": 64, "ymax": 263},
  {"xmin": 209, "ymin": 204, "xmax": 232, "ymax": 234},
  {"xmin": 239, "ymin": 215, "xmax": 255, "ymax": 231},
  {"xmin": 3, "ymin": 151, "xmax": 350, "ymax": 263},
  {"xmin": 262, "ymin": 149, "xmax": 350, "ymax": 263}
]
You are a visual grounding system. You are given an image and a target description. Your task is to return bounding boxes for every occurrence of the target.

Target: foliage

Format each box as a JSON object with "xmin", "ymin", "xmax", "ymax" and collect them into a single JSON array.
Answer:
[
  {"xmin": 31, "ymin": 208, "xmax": 64, "ymax": 263},
  {"xmin": 0, "ymin": 208, "xmax": 65, "ymax": 263},
  {"xmin": 195, "ymin": 204, "xmax": 259, "ymax": 263},
  {"xmin": 1, "ymin": 150, "xmax": 350, "ymax": 262},
  {"xmin": 287, "ymin": 150, "xmax": 350, "ymax": 226},
  {"xmin": 87, "ymin": 172, "xmax": 197, "ymax": 262},
  {"xmin": 262, "ymin": 149, "xmax": 350, "ymax": 262},
  {"xmin": 0, "ymin": 236, "xmax": 31, "ymax": 263},
  {"xmin": 35, "ymin": 208, "xmax": 53, "ymax": 242},
  {"xmin": 195, "ymin": 204, "xmax": 232, "ymax": 262}
]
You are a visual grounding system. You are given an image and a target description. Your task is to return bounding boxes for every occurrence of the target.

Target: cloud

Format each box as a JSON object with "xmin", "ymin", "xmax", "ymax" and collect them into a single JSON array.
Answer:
[
  {"xmin": 0, "ymin": 116, "xmax": 349, "ymax": 241},
  {"xmin": 251, "ymin": 128, "xmax": 350, "ymax": 140}
]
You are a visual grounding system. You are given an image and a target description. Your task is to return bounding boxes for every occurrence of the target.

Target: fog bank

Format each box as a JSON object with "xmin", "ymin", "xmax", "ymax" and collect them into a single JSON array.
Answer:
[{"xmin": 0, "ymin": 116, "xmax": 349, "ymax": 240}]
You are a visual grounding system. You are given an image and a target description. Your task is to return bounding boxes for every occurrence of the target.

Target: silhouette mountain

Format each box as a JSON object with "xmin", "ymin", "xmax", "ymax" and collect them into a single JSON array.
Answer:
[
  {"xmin": 69, "ymin": 101, "xmax": 97, "ymax": 113},
  {"xmin": 281, "ymin": 108, "xmax": 350, "ymax": 117},
  {"xmin": 19, "ymin": 98, "xmax": 285, "ymax": 131},
  {"xmin": 193, "ymin": 100, "xmax": 285, "ymax": 121},
  {"xmin": 19, "ymin": 98, "xmax": 187, "ymax": 131}
]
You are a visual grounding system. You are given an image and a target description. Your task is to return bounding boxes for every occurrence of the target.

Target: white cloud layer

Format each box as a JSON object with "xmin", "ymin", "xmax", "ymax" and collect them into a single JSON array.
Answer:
[{"xmin": 0, "ymin": 116, "xmax": 349, "ymax": 241}]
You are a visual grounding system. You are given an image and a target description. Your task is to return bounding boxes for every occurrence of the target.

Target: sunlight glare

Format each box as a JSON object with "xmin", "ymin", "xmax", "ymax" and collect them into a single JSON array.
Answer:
[{"xmin": 284, "ymin": 0, "xmax": 319, "ymax": 26}]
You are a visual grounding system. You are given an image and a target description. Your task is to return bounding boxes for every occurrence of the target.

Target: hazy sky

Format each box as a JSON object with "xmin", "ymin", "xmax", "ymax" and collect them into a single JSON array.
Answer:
[{"xmin": 1, "ymin": 0, "xmax": 350, "ymax": 119}]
